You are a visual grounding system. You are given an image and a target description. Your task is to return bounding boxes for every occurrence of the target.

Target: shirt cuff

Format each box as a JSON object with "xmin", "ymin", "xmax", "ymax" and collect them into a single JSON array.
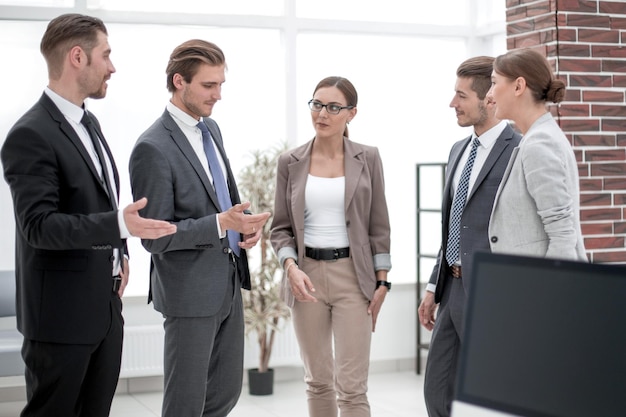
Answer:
[
  {"xmin": 425, "ymin": 283, "xmax": 436, "ymax": 294},
  {"xmin": 216, "ymin": 214, "xmax": 226, "ymax": 238},
  {"xmin": 118, "ymin": 209, "xmax": 130, "ymax": 239}
]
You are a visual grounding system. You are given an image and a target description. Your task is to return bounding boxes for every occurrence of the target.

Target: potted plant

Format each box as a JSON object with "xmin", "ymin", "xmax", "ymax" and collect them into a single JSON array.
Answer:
[{"xmin": 238, "ymin": 142, "xmax": 290, "ymax": 395}]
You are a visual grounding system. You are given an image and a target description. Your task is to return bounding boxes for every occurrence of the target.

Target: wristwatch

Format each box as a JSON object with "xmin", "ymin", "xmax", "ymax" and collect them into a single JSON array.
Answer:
[{"xmin": 376, "ymin": 280, "xmax": 391, "ymax": 291}]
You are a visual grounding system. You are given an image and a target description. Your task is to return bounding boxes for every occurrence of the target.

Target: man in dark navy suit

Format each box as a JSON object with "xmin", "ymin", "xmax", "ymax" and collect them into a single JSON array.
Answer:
[
  {"xmin": 418, "ymin": 56, "xmax": 522, "ymax": 417},
  {"xmin": 1, "ymin": 14, "xmax": 176, "ymax": 417}
]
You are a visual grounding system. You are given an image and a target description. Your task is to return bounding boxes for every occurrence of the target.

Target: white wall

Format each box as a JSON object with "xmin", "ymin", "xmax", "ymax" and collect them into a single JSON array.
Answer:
[{"xmin": 0, "ymin": 2, "xmax": 506, "ymax": 296}]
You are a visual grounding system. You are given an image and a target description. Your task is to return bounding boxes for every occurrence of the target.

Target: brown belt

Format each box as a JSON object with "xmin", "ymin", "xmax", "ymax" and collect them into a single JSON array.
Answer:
[{"xmin": 451, "ymin": 265, "xmax": 462, "ymax": 278}]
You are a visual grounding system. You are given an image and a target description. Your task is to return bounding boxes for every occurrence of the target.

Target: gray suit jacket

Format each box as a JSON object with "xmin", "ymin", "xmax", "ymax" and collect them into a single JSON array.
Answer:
[
  {"xmin": 430, "ymin": 124, "xmax": 521, "ymax": 303},
  {"xmin": 129, "ymin": 110, "xmax": 250, "ymax": 317},
  {"xmin": 489, "ymin": 113, "xmax": 587, "ymax": 261},
  {"xmin": 270, "ymin": 138, "xmax": 391, "ymax": 307}
]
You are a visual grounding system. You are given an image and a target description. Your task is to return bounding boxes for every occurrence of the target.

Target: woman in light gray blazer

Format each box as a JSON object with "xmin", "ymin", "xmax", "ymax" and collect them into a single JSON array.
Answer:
[
  {"xmin": 270, "ymin": 76, "xmax": 391, "ymax": 417},
  {"xmin": 487, "ymin": 48, "xmax": 587, "ymax": 261}
]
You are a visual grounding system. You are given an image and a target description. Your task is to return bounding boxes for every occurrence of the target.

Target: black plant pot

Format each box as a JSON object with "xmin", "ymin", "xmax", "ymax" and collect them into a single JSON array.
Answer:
[{"xmin": 248, "ymin": 368, "xmax": 274, "ymax": 396}]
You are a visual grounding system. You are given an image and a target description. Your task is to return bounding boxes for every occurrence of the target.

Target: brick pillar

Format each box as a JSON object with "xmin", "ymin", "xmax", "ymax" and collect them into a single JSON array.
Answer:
[{"xmin": 506, "ymin": 0, "xmax": 626, "ymax": 263}]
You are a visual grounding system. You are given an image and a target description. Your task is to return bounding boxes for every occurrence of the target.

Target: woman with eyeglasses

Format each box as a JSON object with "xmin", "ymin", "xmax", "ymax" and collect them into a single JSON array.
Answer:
[{"xmin": 270, "ymin": 76, "xmax": 392, "ymax": 417}]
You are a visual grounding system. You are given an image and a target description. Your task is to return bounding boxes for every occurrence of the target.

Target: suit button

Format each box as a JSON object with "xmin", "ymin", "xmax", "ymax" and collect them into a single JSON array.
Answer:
[
  {"xmin": 346, "ymin": 220, "xmax": 350, "ymax": 227},
  {"xmin": 491, "ymin": 236, "xmax": 498, "ymax": 243},
  {"xmin": 109, "ymin": 255, "xmax": 115, "ymax": 262},
  {"xmin": 222, "ymin": 248, "xmax": 229, "ymax": 254}
]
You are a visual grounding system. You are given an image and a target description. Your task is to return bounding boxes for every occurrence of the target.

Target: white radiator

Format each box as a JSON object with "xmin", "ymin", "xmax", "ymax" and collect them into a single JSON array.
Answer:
[
  {"xmin": 120, "ymin": 321, "xmax": 300, "ymax": 378},
  {"xmin": 120, "ymin": 325, "xmax": 164, "ymax": 378},
  {"xmin": 243, "ymin": 322, "xmax": 301, "ymax": 369}
]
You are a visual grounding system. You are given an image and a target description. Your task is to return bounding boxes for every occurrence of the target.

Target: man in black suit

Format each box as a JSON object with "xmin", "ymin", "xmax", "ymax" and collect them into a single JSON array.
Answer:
[
  {"xmin": 1, "ymin": 14, "xmax": 176, "ymax": 417},
  {"xmin": 418, "ymin": 56, "xmax": 522, "ymax": 417}
]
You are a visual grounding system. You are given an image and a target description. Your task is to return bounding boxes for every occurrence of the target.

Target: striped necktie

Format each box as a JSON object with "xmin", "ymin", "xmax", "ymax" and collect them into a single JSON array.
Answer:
[{"xmin": 445, "ymin": 137, "xmax": 480, "ymax": 266}]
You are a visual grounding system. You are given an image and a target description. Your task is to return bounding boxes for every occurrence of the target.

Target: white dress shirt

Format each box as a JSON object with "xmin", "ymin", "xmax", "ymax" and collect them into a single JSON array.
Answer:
[
  {"xmin": 166, "ymin": 101, "xmax": 229, "ymax": 238},
  {"xmin": 427, "ymin": 120, "xmax": 509, "ymax": 294},
  {"xmin": 44, "ymin": 87, "xmax": 129, "ymax": 275}
]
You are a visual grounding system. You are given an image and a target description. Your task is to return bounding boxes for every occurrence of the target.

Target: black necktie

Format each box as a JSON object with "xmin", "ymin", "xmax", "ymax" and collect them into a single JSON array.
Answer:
[
  {"xmin": 81, "ymin": 111, "xmax": 122, "ymax": 285},
  {"xmin": 81, "ymin": 111, "xmax": 118, "ymax": 210}
]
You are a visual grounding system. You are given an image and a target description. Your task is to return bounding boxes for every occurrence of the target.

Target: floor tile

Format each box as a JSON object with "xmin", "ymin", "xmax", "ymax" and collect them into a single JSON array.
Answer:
[{"xmin": 0, "ymin": 370, "xmax": 427, "ymax": 417}]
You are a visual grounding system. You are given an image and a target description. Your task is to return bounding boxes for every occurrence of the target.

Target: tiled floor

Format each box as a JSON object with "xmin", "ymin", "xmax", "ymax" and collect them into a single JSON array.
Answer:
[{"xmin": 0, "ymin": 370, "xmax": 428, "ymax": 417}]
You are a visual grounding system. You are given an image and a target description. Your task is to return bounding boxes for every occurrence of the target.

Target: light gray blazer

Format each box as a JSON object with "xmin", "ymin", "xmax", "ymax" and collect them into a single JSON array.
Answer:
[
  {"xmin": 270, "ymin": 138, "xmax": 391, "ymax": 307},
  {"xmin": 129, "ymin": 110, "xmax": 251, "ymax": 317},
  {"xmin": 489, "ymin": 112, "xmax": 587, "ymax": 261}
]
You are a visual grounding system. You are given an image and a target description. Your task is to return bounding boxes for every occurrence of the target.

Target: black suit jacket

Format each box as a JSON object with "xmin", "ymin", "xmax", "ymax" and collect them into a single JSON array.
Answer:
[
  {"xmin": 429, "ymin": 124, "xmax": 522, "ymax": 303},
  {"xmin": 1, "ymin": 93, "xmax": 124, "ymax": 344}
]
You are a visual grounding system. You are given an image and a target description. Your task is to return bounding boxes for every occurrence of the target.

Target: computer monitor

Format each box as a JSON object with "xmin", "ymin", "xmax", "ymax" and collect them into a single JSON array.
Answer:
[{"xmin": 451, "ymin": 252, "xmax": 626, "ymax": 417}]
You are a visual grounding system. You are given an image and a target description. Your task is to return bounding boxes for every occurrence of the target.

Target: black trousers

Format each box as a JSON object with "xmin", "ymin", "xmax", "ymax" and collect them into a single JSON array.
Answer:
[{"xmin": 20, "ymin": 295, "xmax": 123, "ymax": 417}]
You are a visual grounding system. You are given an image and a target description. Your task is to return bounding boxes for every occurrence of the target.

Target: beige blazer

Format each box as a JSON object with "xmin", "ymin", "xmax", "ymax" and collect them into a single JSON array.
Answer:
[
  {"xmin": 489, "ymin": 113, "xmax": 587, "ymax": 261},
  {"xmin": 270, "ymin": 137, "xmax": 391, "ymax": 307}
]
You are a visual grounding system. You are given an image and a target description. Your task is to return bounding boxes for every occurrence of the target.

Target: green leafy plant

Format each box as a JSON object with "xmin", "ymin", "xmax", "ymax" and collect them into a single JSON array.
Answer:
[{"xmin": 238, "ymin": 142, "xmax": 290, "ymax": 373}]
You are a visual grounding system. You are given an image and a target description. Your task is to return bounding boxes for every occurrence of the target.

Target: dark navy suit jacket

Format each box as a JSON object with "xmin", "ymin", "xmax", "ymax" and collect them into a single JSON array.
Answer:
[{"xmin": 429, "ymin": 124, "xmax": 522, "ymax": 303}]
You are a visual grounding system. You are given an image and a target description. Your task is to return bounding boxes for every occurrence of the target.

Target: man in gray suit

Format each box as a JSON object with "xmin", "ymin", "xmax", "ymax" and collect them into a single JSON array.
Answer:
[
  {"xmin": 418, "ymin": 56, "xmax": 522, "ymax": 417},
  {"xmin": 129, "ymin": 39, "xmax": 270, "ymax": 417}
]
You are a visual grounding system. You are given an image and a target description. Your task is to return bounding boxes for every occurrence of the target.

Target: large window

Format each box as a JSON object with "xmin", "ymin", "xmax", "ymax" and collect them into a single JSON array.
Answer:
[
  {"xmin": 0, "ymin": 1, "xmax": 506, "ymax": 296},
  {"xmin": 297, "ymin": 0, "xmax": 468, "ymax": 25},
  {"xmin": 87, "ymin": 0, "xmax": 283, "ymax": 15}
]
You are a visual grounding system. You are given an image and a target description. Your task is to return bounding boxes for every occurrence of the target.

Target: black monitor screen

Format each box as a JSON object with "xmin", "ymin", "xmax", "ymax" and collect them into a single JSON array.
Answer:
[{"xmin": 456, "ymin": 252, "xmax": 626, "ymax": 417}]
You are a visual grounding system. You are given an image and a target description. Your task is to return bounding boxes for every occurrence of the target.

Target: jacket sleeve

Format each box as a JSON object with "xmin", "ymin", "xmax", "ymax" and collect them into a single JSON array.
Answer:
[
  {"xmin": 1, "ymin": 122, "xmax": 121, "ymax": 251},
  {"xmin": 367, "ymin": 147, "xmax": 392, "ymax": 271},
  {"xmin": 269, "ymin": 152, "xmax": 298, "ymax": 267}
]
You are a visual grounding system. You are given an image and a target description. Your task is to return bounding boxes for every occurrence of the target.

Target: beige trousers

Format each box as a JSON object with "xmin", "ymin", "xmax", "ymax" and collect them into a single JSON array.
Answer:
[{"xmin": 292, "ymin": 256, "xmax": 373, "ymax": 417}]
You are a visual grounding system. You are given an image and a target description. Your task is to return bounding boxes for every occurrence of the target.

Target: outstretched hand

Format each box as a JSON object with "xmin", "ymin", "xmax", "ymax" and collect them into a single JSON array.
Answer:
[
  {"xmin": 123, "ymin": 197, "xmax": 177, "ymax": 239},
  {"xmin": 220, "ymin": 202, "xmax": 271, "ymax": 237}
]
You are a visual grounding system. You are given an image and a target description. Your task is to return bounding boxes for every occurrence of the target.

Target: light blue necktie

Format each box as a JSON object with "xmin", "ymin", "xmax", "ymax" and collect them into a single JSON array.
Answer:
[
  {"xmin": 445, "ymin": 137, "xmax": 480, "ymax": 266},
  {"xmin": 197, "ymin": 121, "xmax": 240, "ymax": 257}
]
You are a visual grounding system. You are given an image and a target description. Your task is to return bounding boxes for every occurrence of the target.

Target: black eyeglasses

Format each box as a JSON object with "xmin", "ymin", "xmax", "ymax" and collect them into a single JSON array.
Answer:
[{"xmin": 308, "ymin": 100, "xmax": 354, "ymax": 115}]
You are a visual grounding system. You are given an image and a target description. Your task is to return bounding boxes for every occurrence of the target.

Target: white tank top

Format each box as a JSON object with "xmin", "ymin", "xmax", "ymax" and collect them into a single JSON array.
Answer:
[{"xmin": 304, "ymin": 174, "xmax": 349, "ymax": 248}]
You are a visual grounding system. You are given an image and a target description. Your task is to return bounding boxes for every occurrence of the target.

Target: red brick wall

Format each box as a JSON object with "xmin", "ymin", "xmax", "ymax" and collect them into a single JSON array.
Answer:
[{"xmin": 506, "ymin": 0, "xmax": 626, "ymax": 263}]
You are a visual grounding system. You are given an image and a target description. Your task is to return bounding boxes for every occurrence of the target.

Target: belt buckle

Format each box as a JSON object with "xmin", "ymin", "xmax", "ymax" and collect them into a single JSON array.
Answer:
[
  {"xmin": 113, "ymin": 275, "xmax": 122, "ymax": 292},
  {"xmin": 332, "ymin": 249, "xmax": 339, "ymax": 261}
]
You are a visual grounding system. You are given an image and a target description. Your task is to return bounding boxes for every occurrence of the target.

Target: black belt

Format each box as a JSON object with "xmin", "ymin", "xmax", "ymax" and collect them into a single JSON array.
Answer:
[
  {"xmin": 228, "ymin": 249, "xmax": 238, "ymax": 264},
  {"xmin": 305, "ymin": 246, "xmax": 350, "ymax": 261},
  {"xmin": 113, "ymin": 275, "xmax": 122, "ymax": 292}
]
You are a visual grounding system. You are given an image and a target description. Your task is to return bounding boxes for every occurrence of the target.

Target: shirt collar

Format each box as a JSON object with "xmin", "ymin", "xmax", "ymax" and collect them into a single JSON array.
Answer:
[
  {"xmin": 473, "ymin": 120, "xmax": 508, "ymax": 150},
  {"xmin": 44, "ymin": 87, "xmax": 85, "ymax": 124},
  {"xmin": 166, "ymin": 101, "xmax": 201, "ymax": 128}
]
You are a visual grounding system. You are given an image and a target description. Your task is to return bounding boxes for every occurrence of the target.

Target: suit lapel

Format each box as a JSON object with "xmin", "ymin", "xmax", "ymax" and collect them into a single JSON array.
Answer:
[
  {"xmin": 288, "ymin": 141, "xmax": 313, "ymax": 234},
  {"xmin": 161, "ymin": 111, "xmax": 221, "ymax": 209},
  {"xmin": 204, "ymin": 118, "xmax": 241, "ymax": 205},
  {"xmin": 467, "ymin": 126, "xmax": 514, "ymax": 201},
  {"xmin": 88, "ymin": 114, "xmax": 121, "ymax": 200},
  {"xmin": 343, "ymin": 138, "xmax": 365, "ymax": 210},
  {"xmin": 40, "ymin": 94, "xmax": 111, "ymax": 199},
  {"xmin": 443, "ymin": 136, "xmax": 472, "ymax": 218}
]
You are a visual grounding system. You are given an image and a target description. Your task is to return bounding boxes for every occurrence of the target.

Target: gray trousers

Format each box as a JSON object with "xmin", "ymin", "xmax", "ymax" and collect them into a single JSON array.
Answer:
[
  {"xmin": 162, "ymin": 261, "xmax": 244, "ymax": 417},
  {"xmin": 424, "ymin": 275, "xmax": 465, "ymax": 417}
]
